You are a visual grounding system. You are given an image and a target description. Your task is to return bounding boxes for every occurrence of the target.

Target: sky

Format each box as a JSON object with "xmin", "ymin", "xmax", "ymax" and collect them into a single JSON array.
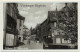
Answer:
[{"xmin": 18, "ymin": 3, "xmax": 65, "ymax": 29}]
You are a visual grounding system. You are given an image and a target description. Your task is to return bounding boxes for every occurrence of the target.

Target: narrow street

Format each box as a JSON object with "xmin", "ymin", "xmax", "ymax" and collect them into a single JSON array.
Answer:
[
  {"xmin": 3, "ymin": 3, "xmax": 78, "ymax": 50},
  {"xmin": 5, "ymin": 39, "xmax": 43, "ymax": 50},
  {"xmin": 17, "ymin": 40, "xmax": 43, "ymax": 49}
]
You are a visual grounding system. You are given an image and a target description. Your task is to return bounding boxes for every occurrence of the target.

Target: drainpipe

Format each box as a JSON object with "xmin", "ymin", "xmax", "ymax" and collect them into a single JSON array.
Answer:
[{"xmin": 3, "ymin": 3, "xmax": 7, "ymax": 49}]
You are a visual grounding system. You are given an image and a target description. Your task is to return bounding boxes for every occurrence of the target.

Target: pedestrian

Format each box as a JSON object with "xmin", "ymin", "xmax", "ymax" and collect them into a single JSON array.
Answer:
[{"xmin": 27, "ymin": 36, "xmax": 31, "ymax": 44}]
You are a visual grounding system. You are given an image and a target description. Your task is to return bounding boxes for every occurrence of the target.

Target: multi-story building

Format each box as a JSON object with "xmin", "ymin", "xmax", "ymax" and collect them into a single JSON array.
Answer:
[
  {"xmin": 36, "ymin": 3, "xmax": 77, "ymax": 45},
  {"xmin": 3, "ymin": 3, "xmax": 18, "ymax": 48},
  {"xmin": 3, "ymin": 3, "xmax": 25, "ymax": 48},
  {"xmin": 36, "ymin": 10, "xmax": 58, "ymax": 43},
  {"xmin": 17, "ymin": 15, "xmax": 25, "ymax": 42}
]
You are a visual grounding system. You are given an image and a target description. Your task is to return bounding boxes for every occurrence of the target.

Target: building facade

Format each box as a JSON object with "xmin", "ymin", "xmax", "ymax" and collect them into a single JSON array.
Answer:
[
  {"xmin": 3, "ymin": 3, "xmax": 18, "ymax": 47},
  {"xmin": 18, "ymin": 15, "xmax": 25, "ymax": 42},
  {"xmin": 3, "ymin": 3, "xmax": 25, "ymax": 48},
  {"xmin": 23, "ymin": 25, "xmax": 30, "ymax": 40},
  {"xmin": 36, "ymin": 3, "xmax": 77, "ymax": 45}
]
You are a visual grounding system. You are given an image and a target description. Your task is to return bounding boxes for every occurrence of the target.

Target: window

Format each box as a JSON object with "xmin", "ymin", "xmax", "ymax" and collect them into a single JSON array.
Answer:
[
  {"xmin": 56, "ymin": 38, "xmax": 61, "ymax": 44},
  {"xmin": 62, "ymin": 38, "xmax": 68, "ymax": 43},
  {"xmin": 54, "ymin": 22, "xmax": 56, "ymax": 27}
]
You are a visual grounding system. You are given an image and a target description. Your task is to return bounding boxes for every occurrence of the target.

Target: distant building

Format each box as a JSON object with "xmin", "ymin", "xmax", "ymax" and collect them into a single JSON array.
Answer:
[{"xmin": 23, "ymin": 25, "xmax": 29, "ymax": 40}]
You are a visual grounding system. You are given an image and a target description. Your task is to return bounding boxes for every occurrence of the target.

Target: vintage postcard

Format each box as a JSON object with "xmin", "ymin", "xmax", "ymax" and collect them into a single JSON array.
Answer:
[{"xmin": 2, "ymin": 1, "xmax": 78, "ymax": 50}]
